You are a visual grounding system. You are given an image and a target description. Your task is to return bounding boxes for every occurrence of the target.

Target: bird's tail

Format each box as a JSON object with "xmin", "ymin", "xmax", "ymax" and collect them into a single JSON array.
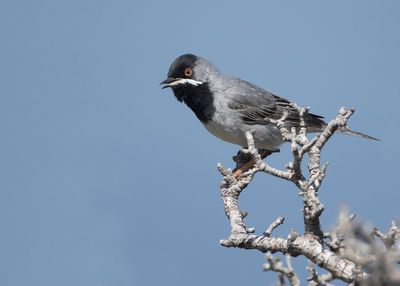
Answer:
[{"xmin": 338, "ymin": 127, "xmax": 379, "ymax": 141}]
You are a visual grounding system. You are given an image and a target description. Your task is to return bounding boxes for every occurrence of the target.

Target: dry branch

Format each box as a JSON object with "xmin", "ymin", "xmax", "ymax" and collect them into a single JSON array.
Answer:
[{"xmin": 217, "ymin": 107, "xmax": 400, "ymax": 285}]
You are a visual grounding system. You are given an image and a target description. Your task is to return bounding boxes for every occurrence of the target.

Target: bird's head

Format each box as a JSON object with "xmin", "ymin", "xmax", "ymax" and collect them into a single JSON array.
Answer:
[{"xmin": 160, "ymin": 54, "xmax": 219, "ymax": 102}]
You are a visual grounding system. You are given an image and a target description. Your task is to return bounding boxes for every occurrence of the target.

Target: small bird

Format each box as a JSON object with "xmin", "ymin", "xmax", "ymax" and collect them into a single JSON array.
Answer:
[{"xmin": 161, "ymin": 54, "xmax": 377, "ymax": 152}]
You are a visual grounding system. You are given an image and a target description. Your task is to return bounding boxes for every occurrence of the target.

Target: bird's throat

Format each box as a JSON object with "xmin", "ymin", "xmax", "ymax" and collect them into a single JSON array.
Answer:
[{"xmin": 172, "ymin": 83, "xmax": 215, "ymax": 124}]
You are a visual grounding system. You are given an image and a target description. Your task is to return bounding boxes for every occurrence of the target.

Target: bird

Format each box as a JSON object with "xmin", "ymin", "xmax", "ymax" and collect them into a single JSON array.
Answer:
[{"xmin": 161, "ymin": 54, "xmax": 377, "ymax": 153}]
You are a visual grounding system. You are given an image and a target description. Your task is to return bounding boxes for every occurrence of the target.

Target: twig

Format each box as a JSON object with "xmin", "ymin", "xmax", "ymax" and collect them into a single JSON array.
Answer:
[
  {"xmin": 263, "ymin": 253, "xmax": 300, "ymax": 286},
  {"xmin": 306, "ymin": 261, "xmax": 334, "ymax": 286},
  {"xmin": 264, "ymin": 217, "xmax": 285, "ymax": 237},
  {"xmin": 372, "ymin": 221, "xmax": 400, "ymax": 249}
]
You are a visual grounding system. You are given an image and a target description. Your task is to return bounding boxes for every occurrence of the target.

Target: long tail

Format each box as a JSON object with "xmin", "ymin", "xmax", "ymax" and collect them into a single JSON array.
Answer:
[{"xmin": 338, "ymin": 127, "xmax": 379, "ymax": 141}]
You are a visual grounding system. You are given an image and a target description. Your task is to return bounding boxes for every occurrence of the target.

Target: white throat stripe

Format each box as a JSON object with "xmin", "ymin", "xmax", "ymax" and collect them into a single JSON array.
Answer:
[{"xmin": 169, "ymin": 78, "xmax": 203, "ymax": 87}]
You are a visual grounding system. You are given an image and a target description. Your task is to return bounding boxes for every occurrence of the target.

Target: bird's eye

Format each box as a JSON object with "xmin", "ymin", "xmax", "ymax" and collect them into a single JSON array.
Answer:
[{"xmin": 184, "ymin": 67, "xmax": 193, "ymax": 77}]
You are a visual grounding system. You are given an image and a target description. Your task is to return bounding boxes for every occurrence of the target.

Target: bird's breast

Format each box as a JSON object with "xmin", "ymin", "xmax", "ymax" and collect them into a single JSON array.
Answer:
[{"xmin": 203, "ymin": 107, "xmax": 248, "ymax": 147}]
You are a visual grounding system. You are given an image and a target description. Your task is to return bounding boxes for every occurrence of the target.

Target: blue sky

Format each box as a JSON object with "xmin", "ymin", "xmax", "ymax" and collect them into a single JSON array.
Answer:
[{"xmin": 0, "ymin": 1, "xmax": 399, "ymax": 285}]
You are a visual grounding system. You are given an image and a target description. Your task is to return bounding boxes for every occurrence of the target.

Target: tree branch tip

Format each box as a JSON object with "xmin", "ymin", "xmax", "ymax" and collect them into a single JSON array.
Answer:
[
  {"xmin": 262, "ymin": 263, "xmax": 271, "ymax": 271},
  {"xmin": 339, "ymin": 107, "xmax": 347, "ymax": 114},
  {"xmin": 349, "ymin": 213, "xmax": 356, "ymax": 221},
  {"xmin": 240, "ymin": 210, "xmax": 248, "ymax": 219},
  {"xmin": 264, "ymin": 217, "xmax": 285, "ymax": 237},
  {"xmin": 217, "ymin": 163, "xmax": 228, "ymax": 174},
  {"xmin": 286, "ymin": 162, "xmax": 294, "ymax": 170},
  {"xmin": 220, "ymin": 239, "xmax": 232, "ymax": 247},
  {"xmin": 372, "ymin": 227, "xmax": 383, "ymax": 239}
]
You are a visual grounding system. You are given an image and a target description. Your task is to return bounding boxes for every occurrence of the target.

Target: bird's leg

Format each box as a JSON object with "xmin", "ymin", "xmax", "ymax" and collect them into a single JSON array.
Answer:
[
  {"xmin": 232, "ymin": 149, "xmax": 278, "ymax": 178},
  {"xmin": 232, "ymin": 149, "xmax": 253, "ymax": 176}
]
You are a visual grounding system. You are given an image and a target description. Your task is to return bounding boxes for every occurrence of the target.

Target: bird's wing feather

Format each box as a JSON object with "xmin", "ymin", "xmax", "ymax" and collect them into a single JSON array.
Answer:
[{"xmin": 223, "ymin": 77, "xmax": 326, "ymax": 129}]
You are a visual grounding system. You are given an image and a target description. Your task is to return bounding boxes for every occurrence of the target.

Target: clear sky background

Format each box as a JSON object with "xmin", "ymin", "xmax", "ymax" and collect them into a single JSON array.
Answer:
[{"xmin": 1, "ymin": 1, "xmax": 399, "ymax": 285}]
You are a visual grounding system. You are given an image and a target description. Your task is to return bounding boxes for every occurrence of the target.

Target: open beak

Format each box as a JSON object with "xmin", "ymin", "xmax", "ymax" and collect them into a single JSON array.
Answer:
[{"xmin": 160, "ymin": 77, "xmax": 177, "ymax": 89}]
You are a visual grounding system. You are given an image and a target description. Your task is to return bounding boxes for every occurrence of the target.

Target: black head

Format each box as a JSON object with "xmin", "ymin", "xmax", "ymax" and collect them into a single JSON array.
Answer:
[
  {"xmin": 160, "ymin": 54, "xmax": 203, "ymax": 89},
  {"xmin": 167, "ymin": 54, "xmax": 198, "ymax": 80},
  {"xmin": 160, "ymin": 54, "xmax": 217, "ymax": 123}
]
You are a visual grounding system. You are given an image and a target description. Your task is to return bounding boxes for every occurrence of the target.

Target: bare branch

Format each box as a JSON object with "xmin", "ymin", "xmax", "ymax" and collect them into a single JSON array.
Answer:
[
  {"xmin": 263, "ymin": 253, "xmax": 300, "ymax": 286},
  {"xmin": 217, "ymin": 106, "xmax": 397, "ymax": 285},
  {"xmin": 219, "ymin": 160, "xmax": 361, "ymax": 282},
  {"xmin": 264, "ymin": 217, "xmax": 285, "ymax": 237},
  {"xmin": 372, "ymin": 221, "xmax": 400, "ymax": 249},
  {"xmin": 306, "ymin": 261, "xmax": 334, "ymax": 286}
]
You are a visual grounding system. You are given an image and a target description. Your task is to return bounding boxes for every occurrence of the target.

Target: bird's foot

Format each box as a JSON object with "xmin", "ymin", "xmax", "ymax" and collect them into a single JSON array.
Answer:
[{"xmin": 232, "ymin": 149, "xmax": 278, "ymax": 178}]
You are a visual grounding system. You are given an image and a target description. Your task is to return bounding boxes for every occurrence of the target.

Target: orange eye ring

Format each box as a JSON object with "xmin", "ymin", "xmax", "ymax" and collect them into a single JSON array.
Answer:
[{"xmin": 184, "ymin": 67, "xmax": 193, "ymax": 77}]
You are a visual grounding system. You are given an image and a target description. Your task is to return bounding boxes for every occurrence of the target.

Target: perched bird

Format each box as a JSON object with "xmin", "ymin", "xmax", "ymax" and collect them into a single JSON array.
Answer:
[{"xmin": 161, "ymin": 54, "xmax": 377, "ymax": 152}]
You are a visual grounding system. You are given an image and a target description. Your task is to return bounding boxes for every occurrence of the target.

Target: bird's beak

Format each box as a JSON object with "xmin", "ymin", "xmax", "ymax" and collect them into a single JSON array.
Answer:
[{"xmin": 160, "ymin": 77, "xmax": 177, "ymax": 89}]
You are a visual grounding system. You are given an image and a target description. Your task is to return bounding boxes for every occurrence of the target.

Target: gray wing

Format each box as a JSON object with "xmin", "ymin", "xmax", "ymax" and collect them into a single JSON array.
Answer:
[{"xmin": 223, "ymin": 77, "xmax": 326, "ymax": 129}]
